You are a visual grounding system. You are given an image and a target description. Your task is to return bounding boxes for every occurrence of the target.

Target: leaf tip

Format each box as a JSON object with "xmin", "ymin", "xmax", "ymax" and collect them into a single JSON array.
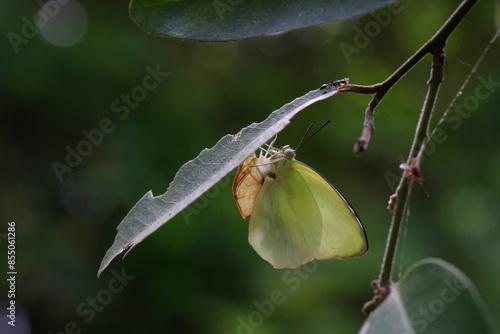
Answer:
[{"xmin": 97, "ymin": 242, "xmax": 135, "ymax": 278}]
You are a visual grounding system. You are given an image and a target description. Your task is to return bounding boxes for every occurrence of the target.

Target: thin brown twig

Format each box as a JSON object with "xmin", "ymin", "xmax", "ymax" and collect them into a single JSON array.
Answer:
[
  {"xmin": 336, "ymin": 0, "xmax": 480, "ymax": 154},
  {"xmin": 362, "ymin": 47, "xmax": 446, "ymax": 315},
  {"xmin": 347, "ymin": 0, "xmax": 480, "ymax": 315}
]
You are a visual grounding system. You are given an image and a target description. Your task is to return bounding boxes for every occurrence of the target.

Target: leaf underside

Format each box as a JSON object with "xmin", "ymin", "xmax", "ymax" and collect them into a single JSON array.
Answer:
[
  {"xmin": 129, "ymin": 0, "xmax": 400, "ymax": 41},
  {"xmin": 360, "ymin": 258, "xmax": 497, "ymax": 334},
  {"xmin": 98, "ymin": 83, "xmax": 341, "ymax": 276}
]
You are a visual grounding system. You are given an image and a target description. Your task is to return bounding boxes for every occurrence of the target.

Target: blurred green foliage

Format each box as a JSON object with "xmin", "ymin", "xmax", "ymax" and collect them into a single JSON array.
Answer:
[{"xmin": 0, "ymin": 0, "xmax": 499, "ymax": 333}]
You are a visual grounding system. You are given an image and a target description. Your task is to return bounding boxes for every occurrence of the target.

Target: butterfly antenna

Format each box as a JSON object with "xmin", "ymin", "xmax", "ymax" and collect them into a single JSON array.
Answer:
[
  {"xmin": 295, "ymin": 123, "xmax": 314, "ymax": 151},
  {"xmin": 295, "ymin": 120, "xmax": 331, "ymax": 151}
]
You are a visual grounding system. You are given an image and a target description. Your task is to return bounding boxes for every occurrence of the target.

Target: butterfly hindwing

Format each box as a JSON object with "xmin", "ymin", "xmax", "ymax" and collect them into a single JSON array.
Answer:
[{"xmin": 249, "ymin": 159, "xmax": 323, "ymax": 269}]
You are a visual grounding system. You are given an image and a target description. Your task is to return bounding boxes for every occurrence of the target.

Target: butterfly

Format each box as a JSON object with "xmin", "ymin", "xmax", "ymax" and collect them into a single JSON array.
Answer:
[{"xmin": 232, "ymin": 124, "xmax": 368, "ymax": 269}]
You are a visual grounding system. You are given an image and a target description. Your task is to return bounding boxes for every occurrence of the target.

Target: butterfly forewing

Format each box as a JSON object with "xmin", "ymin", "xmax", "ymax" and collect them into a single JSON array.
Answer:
[{"xmin": 290, "ymin": 161, "xmax": 368, "ymax": 259}]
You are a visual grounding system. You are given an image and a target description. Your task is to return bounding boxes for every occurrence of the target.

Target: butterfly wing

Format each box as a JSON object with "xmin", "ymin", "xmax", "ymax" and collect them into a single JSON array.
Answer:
[
  {"xmin": 291, "ymin": 161, "xmax": 368, "ymax": 260},
  {"xmin": 249, "ymin": 159, "xmax": 324, "ymax": 269},
  {"xmin": 249, "ymin": 159, "xmax": 367, "ymax": 269},
  {"xmin": 232, "ymin": 153, "xmax": 264, "ymax": 220}
]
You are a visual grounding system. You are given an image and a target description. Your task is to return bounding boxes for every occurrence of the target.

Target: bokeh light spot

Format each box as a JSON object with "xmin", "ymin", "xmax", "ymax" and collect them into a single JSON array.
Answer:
[{"xmin": 37, "ymin": 0, "xmax": 88, "ymax": 47}]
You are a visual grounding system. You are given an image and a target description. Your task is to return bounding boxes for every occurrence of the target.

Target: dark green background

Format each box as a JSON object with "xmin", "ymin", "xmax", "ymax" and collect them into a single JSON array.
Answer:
[{"xmin": 1, "ymin": 0, "xmax": 499, "ymax": 333}]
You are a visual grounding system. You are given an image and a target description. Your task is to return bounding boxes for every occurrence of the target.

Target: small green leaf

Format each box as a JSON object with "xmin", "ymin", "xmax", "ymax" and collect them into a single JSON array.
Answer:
[
  {"xmin": 360, "ymin": 258, "xmax": 498, "ymax": 334},
  {"xmin": 129, "ymin": 0, "xmax": 401, "ymax": 41},
  {"xmin": 98, "ymin": 83, "xmax": 342, "ymax": 276}
]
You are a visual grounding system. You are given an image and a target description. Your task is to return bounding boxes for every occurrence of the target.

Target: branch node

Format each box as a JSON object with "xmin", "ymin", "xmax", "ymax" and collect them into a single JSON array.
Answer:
[{"xmin": 361, "ymin": 280, "xmax": 392, "ymax": 315}]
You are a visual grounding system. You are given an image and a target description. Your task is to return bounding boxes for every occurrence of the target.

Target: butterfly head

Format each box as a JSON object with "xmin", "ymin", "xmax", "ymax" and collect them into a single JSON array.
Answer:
[
  {"xmin": 281, "ymin": 145, "xmax": 296, "ymax": 160},
  {"xmin": 268, "ymin": 145, "xmax": 296, "ymax": 161}
]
